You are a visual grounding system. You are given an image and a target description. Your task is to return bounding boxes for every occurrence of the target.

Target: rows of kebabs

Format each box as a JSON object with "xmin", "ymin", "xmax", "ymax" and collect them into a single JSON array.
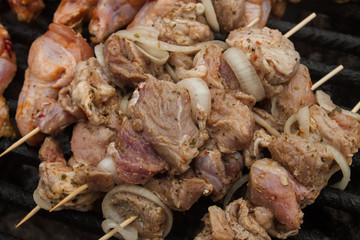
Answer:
[{"xmin": 1, "ymin": 0, "xmax": 359, "ymax": 239}]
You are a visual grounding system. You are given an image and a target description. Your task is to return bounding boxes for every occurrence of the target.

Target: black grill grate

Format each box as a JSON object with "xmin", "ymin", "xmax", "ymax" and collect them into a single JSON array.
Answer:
[{"xmin": 1, "ymin": 0, "xmax": 360, "ymax": 239}]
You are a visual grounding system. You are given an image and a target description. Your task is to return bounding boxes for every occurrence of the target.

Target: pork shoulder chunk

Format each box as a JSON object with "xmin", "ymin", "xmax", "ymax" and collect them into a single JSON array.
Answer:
[
  {"xmin": 107, "ymin": 119, "xmax": 167, "ymax": 184},
  {"xmin": 128, "ymin": 76, "xmax": 207, "ymax": 174}
]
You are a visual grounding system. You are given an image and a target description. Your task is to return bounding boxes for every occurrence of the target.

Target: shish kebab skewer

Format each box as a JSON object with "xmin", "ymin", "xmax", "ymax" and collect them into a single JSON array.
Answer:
[{"xmin": 14, "ymin": 12, "xmax": 318, "ymax": 228}]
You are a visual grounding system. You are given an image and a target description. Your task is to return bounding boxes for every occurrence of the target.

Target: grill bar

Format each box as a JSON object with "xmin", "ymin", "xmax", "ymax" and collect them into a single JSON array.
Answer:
[{"xmin": 267, "ymin": 18, "xmax": 360, "ymax": 56}]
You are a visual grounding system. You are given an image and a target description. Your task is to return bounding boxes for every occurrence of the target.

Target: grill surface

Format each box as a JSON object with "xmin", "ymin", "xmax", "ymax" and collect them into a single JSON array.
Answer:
[{"xmin": 1, "ymin": 1, "xmax": 360, "ymax": 239}]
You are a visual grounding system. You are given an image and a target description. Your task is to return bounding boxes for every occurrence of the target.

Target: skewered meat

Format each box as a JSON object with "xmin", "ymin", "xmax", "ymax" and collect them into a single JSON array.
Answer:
[
  {"xmin": 144, "ymin": 169, "xmax": 210, "ymax": 211},
  {"xmin": 268, "ymin": 134, "xmax": 334, "ymax": 193},
  {"xmin": 107, "ymin": 118, "xmax": 167, "ymax": 184},
  {"xmin": 226, "ymin": 27, "xmax": 300, "ymax": 98},
  {"xmin": 248, "ymin": 158, "xmax": 317, "ymax": 237},
  {"xmin": 208, "ymin": 89, "xmax": 255, "ymax": 153},
  {"xmin": 102, "ymin": 184, "xmax": 173, "ymax": 239},
  {"xmin": 7, "ymin": 0, "xmax": 45, "ymax": 23},
  {"xmin": 211, "ymin": 0, "xmax": 246, "ymax": 32},
  {"xmin": 15, "ymin": 23, "xmax": 93, "ymax": 146},
  {"xmin": 71, "ymin": 121, "xmax": 116, "ymax": 166},
  {"xmin": 0, "ymin": 23, "xmax": 16, "ymax": 138},
  {"xmin": 37, "ymin": 137, "xmax": 104, "ymax": 211},
  {"xmin": 244, "ymin": 0, "xmax": 272, "ymax": 28},
  {"xmin": 89, "ymin": 0, "xmax": 147, "ymax": 44},
  {"xmin": 128, "ymin": 75, "xmax": 208, "ymax": 174},
  {"xmin": 53, "ymin": 0, "xmax": 98, "ymax": 30},
  {"xmin": 273, "ymin": 64, "xmax": 316, "ymax": 122},
  {"xmin": 128, "ymin": 0, "xmax": 213, "ymax": 46}
]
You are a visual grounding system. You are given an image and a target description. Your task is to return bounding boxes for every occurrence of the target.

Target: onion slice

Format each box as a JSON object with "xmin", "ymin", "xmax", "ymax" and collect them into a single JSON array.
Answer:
[
  {"xmin": 102, "ymin": 185, "xmax": 173, "ymax": 238},
  {"xmin": 223, "ymin": 47, "xmax": 265, "ymax": 101},
  {"xmin": 101, "ymin": 219, "xmax": 138, "ymax": 240},
  {"xmin": 223, "ymin": 174, "xmax": 249, "ymax": 208},
  {"xmin": 201, "ymin": 0, "xmax": 220, "ymax": 32},
  {"xmin": 296, "ymin": 106, "xmax": 310, "ymax": 138},
  {"xmin": 316, "ymin": 90, "xmax": 360, "ymax": 121},
  {"xmin": 97, "ymin": 156, "xmax": 117, "ymax": 175},
  {"xmin": 119, "ymin": 93, "xmax": 132, "ymax": 116},
  {"xmin": 322, "ymin": 144, "xmax": 351, "ymax": 190},
  {"xmin": 253, "ymin": 112, "xmax": 281, "ymax": 137},
  {"xmin": 177, "ymin": 78, "xmax": 211, "ymax": 121},
  {"xmin": 33, "ymin": 188, "xmax": 62, "ymax": 211},
  {"xmin": 135, "ymin": 42, "xmax": 169, "ymax": 65}
]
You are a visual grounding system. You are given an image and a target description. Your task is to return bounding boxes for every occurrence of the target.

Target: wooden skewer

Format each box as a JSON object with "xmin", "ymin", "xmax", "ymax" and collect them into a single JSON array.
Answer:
[
  {"xmin": 284, "ymin": 13, "xmax": 316, "ymax": 38},
  {"xmin": 311, "ymin": 65, "xmax": 344, "ymax": 91},
  {"xmin": 15, "ymin": 205, "xmax": 41, "ymax": 228},
  {"xmin": 247, "ymin": 17, "xmax": 260, "ymax": 28},
  {"xmin": 99, "ymin": 216, "xmax": 138, "ymax": 240},
  {"xmin": 0, "ymin": 127, "xmax": 40, "ymax": 158},
  {"xmin": 49, "ymin": 184, "xmax": 89, "ymax": 212},
  {"xmin": 351, "ymin": 101, "xmax": 360, "ymax": 113}
]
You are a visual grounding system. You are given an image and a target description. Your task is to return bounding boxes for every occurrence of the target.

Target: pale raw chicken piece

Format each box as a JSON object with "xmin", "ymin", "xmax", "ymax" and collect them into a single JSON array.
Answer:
[
  {"xmin": 273, "ymin": 64, "xmax": 316, "ymax": 122},
  {"xmin": 37, "ymin": 137, "xmax": 107, "ymax": 211},
  {"xmin": 128, "ymin": 75, "xmax": 207, "ymax": 174},
  {"xmin": 89, "ymin": 0, "xmax": 147, "ymax": 43},
  {"xmin": 16, "ymin": 23, "xmax": 93, "ymax": 146},
  {"xmin": 128, "ymin": 0, "xmax": 213, "ymax": 46},
  {"xmin": 226, "ymin": 27, "xmax": 300, "ymax": 98},
  {"xmin": 53, "ymin": 0, "xmax": 98, "ymax": 29},
  {"xmin": 248, "ymin": 159, "xmax": 317, "ymax": 236},
  {"xmin": 0, "ymin": 24, "xmax": 16, "ymax": 138},
  {"xmin": 7, "ymin": 0, "xmax": 45, "ymax": 23},
  {"xmin": 268, "ymin": 134, "xmax": 334, "ymax": 193},
  {"xmin": 244, "ymin": 0, "xmax": 272, "ymax": 28}
]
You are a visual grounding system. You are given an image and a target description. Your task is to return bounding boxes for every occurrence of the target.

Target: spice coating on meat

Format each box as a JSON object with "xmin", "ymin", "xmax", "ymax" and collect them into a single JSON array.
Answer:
[
  {"xmin": 71, "ymin": 121, "xmax": 116, "ymax": 166},
  {"xmin": 268, "ymin": 134, "xmax": 334, "ymax": 193},
  {"xmin": 8, "ymin": 0, "xmax": 45, "ymax": 23},
  {"xmin": 107, "ymin": 119, "xmax": 167, "ymax": 184},
  {"xmin": 128, "ymin": 0, "xmax": 213, "ymax": 46},
  {"xmin": 129, "ymin": 76, "xmax": 207, "ymax": 174},
  {"xmin": 207, "ymin": 89, "xmax": 255, "ymax": 153},
  {"xmin": 0, "ymin": 24, "xmax": 16, "ymax": 138},
  {"xmin": 53, "ymin": 0, "xmax": 98, "ymax": 29},
  {"xmin": 16, "ymin": 23, "xmax": 93, "ymax": 146},
  {"xmin": 274, "ymin": 64, "xmax": 316, "ymax": 122},
  {"xmin": 212, "ymin": 0, "xmax": 246, "ymax": 32},
  {"xmin": 226, "ymin": 27, "xmax": 300, "ymax": 98},
  {"xmin": 89, "ymin": 0, "xmax": 147, "ymax": 44}
]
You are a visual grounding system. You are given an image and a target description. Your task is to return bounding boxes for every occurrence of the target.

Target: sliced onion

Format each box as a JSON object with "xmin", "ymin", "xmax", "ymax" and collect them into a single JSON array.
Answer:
[
  {"xmin": 135, "ymin": 42, "xmax": 169, "ymax": 65},
  {"xmin": 33, "ymin": 188, "xmax": 62, "ymax": 211},
  {"xmin": 165, "ymin": 63, "xmax": 180, "ymax": 83},
  {"xmin": 94, "ymin": 43, "xmax": 113, "ymax": 79},
  {"xmin": 253, "ymin": 112, "xmax": 281, "ymax": 137},
  {"xmin": 102, "ymin": 184, "xmax": 173, "ymax": 238},
  {"xmin": 177, "ymin": 78, "xmax": 211, "ymax": 121},
  {"xmin": 297, "ymin": 106, "xmax": 310, "ymax": 138},
  {"xmin": 223, "ymin": 174, "xmax": 249, "ymax": 208},
  {"xmin": 271, "ymin": 96, "xmax": 280, "ymax": 118},
  {"xmin": 316, "ymin": 90, "xmax": 360, "ymax": 121},
  {"xmin": 97, "ymin": 156, "xmax": 117, "ymax": 175},
  {"xmin": 284, "ymin": 114, "xmax": 297, "ymax": 135},
  {"xmin": 201, "ymin": 0, "xmax": 220, "ymax": 32},
  {"xmin": 223, "ymin": 47, "xmax": 265, "ymax": 102},
  {"xmin": 115, "ymin": 28, "xmax": 228, "ymax": 54},
  {"xmin": 119, "ymin": 93, "xmax": 132, "ymax": 116},
  {"xmin": 195, "ymin": 3, "xmax": 205, "ymax": 15},
  {"xmin": 102, "ymin": 219, "xmax": 138, "ymax": 240},
  {"xmin": 321, "ymin": 144, "xmax": 351, "ymax": 190}
]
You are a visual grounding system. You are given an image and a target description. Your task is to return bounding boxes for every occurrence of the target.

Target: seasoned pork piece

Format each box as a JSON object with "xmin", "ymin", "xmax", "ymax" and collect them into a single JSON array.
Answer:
[
  {"xmin": 268, "ymin": 134, "xmax": 334, "ymax": 193},
  {"xmin": 212, "ymin": 0, "xmax": 246, "ymax": 32},
  {"xmin": 144, "ymin": 170, "xmax": 210, "ymax": 211},
  {"xmin": 53, "ymin": 0, "xmax": 98, "ymax": 29},
  {"xmin": 274, "ymin": 64, "xmax": 316, "ymax": 122},
  {"xmin": 71, "ymin": 121, "xmax": 116, "ymax": 166},
  {"xmin": 37, "ymin": 137, "xmax": 104, "ymax": 211},
  {"xmin": 16, "ymin": 23, "xmax": 93, "ymax": 146},
  {"xmin": 7, "ymin": 0, "xmax": 45, "ymax": 23},
  {"xmin": 89, "ymin": 0, "xmax": 147, "ymax": 43},
  {"xmin": 226, "ymin": 27, "xmax": 300, "ymax": 98},
  {"xmin": 249, "ymin": 159, "xmax": 317, "ymax": 235},
  {"xmin": 59, "ymin": 57, "xmax": 123, "ymax": 129},
  {"xmin": 223, "ymin": 151, "xmax": 244, "ymax": 182},
  {"xmin": 128, "ymin": 76, "xmax": 207, "ymax": 174},
  {"xmin": 243, "ymin": 128, "xmax": 273, "ymax": 167},
  {"xmin": 225, "ymin": 199, "xmax": 271, "ymax": 240},
  {"xmin": 103, "ymin": 34, "xmax": 166, "ymax": 87},
  {"xmin": 107, "ymin": 119, "xmax": 167, "ymax": 184},
  {"xmin": 207, "ymin": 89, "xmax": 255, "ymax": 153},
  {"xmin": 0, "ymin": 24, "xmax": 16, "ymax": 138},
  {"xmin": 244, "ymin": 0, "xmax": 272, "ymax": 28},
  {"xmin": 128, "ymin": 0, "xmax": 213, "ymax": 45},
  {"xmin": 309, "ymin": 104, "xmax": 359, "ymax": 164}
]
